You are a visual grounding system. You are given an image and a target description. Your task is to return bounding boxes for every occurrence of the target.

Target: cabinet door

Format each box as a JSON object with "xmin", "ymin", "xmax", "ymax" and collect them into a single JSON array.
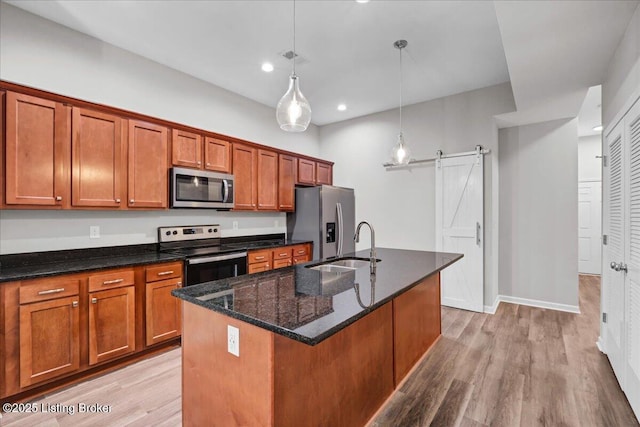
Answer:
[
  {"xmin": 88, "ymin": 286, "xmax": 136, "ymax": 365},
  {"xmin": 172, "ymin": 129, "xmax": 202, "ymax": 168},
  {"xmin": 72, "ymin": 108, "xmax": 124, "ymax": 207},
  {"xmin": 19, "ymin": 296, "xmax": 80, "ymax": 388},
  {"xmin": 204, "ymin": 137, "xmax": 231, "ymax": 173},
  {"xmin": 297, "ymin": 158, "xmax": 316, "ymax": 185},
  {"xmin": 146, "ymin": 278, "xmax": 182, "ymax": 346},
  {"xmin": 5, "ymin": 92, "xmax": 70, "ymax": 206},
  {"xmin": 232, "ymin": 144, "xmax": 257, "ymax": 210},
  {"xmin": 257, "ymin": 149, "xmax": 278, "ymax": 210},
  {"xmin": 316, "ymin": 162, "xmax": 333, "ymax": 185},
  {"xmin": 128, "ymin": 120, "xmax": 168, "ymax": 208},
  {"xmin": 278, "ymin": 154, "xmax": 296, "ymax": 211}
]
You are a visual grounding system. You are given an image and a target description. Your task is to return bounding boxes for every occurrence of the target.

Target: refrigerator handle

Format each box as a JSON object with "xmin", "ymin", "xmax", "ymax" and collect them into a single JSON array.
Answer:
[{"xmin": 337, "ymin": 202, "xmax": 344, "ymax": 257}]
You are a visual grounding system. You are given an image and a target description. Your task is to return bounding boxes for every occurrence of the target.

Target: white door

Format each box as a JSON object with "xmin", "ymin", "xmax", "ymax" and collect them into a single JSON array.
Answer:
[
  {"xmin": 578, "ymin": 181, "xmax": 602, "ymax": 274},
  {"xmin": 623, "ymin": 99, "xmax": 640, "ymax": 419},
  {"xmin": 603, "ymin": 119, "xmax": 626, "ymax": 390},
  {"xmin": 436, "ymin": 152, "xmax": 484, "ymax": 312}
]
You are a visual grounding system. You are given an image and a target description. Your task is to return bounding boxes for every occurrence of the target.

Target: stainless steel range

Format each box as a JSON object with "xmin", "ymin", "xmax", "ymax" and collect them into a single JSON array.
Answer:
[{"xmin": 158, "ymin": 225, "xmax": 247, "ymax": 286}]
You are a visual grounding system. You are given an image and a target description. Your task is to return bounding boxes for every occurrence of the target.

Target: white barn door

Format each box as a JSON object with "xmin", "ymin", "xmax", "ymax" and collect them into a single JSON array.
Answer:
[{"xmin": 436, "ymin": 152, "xmax": 484, "ymax": 312}]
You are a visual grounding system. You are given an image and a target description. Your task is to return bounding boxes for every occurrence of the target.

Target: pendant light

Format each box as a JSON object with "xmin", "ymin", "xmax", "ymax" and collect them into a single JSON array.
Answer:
[
  {"xmin": 390, "ymin": 40, "xmax": 411, "ymax": 165},
  {"xmin": 276, "ymin": 0, "xmax": 311, "ymax": 132}
]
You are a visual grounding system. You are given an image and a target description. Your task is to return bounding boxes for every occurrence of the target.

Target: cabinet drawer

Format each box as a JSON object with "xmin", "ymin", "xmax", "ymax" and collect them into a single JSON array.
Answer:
[
  {"xmin": 291, "ymin": 245, "xmax": 309, "ymax": 257},
  {"xmin": 248, "ymin": 262, "xmax": 270, "ymax": 274},
  {"xmin": 146, "ymin": 262, "xmax": 182, "ymax": 282},
  {"xmin": 293, "ymin": 255, "xmax": 311, "ymax": 265},
  {"xmin": 273, "ymin": 259, "xmax": 292, "ymax": 269},
  {"xmin": 272, "ymin": 247, "xmax": 292, "ymax": 260},
  {"xmin": 20, "ymin": 278, "xmax": 80, "ymax": 304},
  {"xmin": 88, "ymin": 269, "xmax": 135, "ymax": 292},
  {"xmin": 248, "ymin": 250, "xmax": 271, "ymax": 264}
]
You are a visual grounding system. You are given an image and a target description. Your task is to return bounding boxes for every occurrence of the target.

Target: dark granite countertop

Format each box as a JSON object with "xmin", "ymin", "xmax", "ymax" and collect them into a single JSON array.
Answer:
[
  {"xmin": 172, "ymin": 248, "xmax": 463, "ymax": 346},
  {"xmin": 0, "ymin": 244, "xmax": 185, "ymax": 283}
]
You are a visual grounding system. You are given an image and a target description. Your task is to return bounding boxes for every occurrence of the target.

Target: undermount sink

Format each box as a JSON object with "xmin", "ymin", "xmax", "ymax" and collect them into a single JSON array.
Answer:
[{"xmin": 306, "ymin": 257, "xmax": 381, "ymax": 272}]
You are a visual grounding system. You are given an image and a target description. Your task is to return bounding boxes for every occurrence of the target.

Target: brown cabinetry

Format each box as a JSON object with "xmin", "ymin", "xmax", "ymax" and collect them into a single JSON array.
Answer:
[
  {"xmin": 248, "ymin": 249, "xmax": 271, "ymax": 273},
  {"xmin": 71, "ymin": 107, "xmax": 124, "ymax": 208},
  {"xmin": 296, "ymin": 158, "xmax": 333, "ymax": 186},
  {"xmin": 4, "ymin": 91, "xmax": 70, "ymax": 207},
  {"xmin": 233, "ymin": 143, "xmax": 257, "ymax": 210},
  {"xmin": 18, "ymin": 278, "xmax": 81, "ymax": 388},
  {"xmin": 171, "ymin": 129, "xmax": 202, "ymax": 169},
  {"xmin": 257, "ymin": 149, "xmax": 278, "ymax": 210},
  {"xmin": 204, "ymin": 137, "xmax": 232, "ymax": 173},
  {"xmin": 87, "ymin": 269, "xmax": 136, "ymax": 365},
  {"xmin": 145, "ymin": 262, "xmax": 183, "ymax": 346},
  {"xmin": 316, "ymin": 162, "xmax": 333, "ymax": 185},
  {"xmin": 292, "ymin": 244, "xmax": 312, "ymax": 264},
  {"xmin": 278, "ymin": 154, "xmax": 296, "ymax": 211},
  {"xmin": 128, "ymin": 120, "xmax": 168, "ymax": 208},
  {"xmin": 248, "ymin": 243, "xmax": 312, "ymax": 274}
]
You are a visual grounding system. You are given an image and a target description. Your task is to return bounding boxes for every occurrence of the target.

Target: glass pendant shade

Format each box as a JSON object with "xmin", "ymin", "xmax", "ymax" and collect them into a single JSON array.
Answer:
[
  {"xmin": 276, "ymin": 74, "xmax": 311, "ymax": 132},
  {"xmin": 391, "ymin": 132, "xmax": 411, "ymax": 165}
]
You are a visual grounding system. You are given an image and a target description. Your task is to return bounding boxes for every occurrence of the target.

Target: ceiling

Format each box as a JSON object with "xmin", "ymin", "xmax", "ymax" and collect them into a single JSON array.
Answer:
[{"xmin": 4, "ymin": 0, "xmax": 639, "ymax": 128}]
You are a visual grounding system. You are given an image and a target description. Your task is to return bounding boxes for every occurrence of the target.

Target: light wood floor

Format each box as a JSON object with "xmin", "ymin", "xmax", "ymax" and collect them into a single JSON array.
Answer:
[{"xmin": 2, "ymin": 275, "xmax": 638, "ymax": 426}]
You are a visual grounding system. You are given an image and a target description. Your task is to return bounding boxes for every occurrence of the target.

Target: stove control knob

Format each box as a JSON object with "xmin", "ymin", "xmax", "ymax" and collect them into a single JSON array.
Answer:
[
  {"xmin": 214, "ymin": 228, "xmax": 218, "ymax": 233},
  {"xmin": 208, "ymin": 228, "xmax": 213, "ymax": 233},
  {"xmin": 173, "ymin": 231, "xmax": 178, "ymax": 235},
  {"xmin": 165, "ymin": 231, "xmax": 171, "ymax": 236}
]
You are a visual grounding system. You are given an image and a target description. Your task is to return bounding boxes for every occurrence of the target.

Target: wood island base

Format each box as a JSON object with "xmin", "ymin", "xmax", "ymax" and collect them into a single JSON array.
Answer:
[{"xmin": 181, "ymin": 273, "xmax": 441, "ymax": 427}]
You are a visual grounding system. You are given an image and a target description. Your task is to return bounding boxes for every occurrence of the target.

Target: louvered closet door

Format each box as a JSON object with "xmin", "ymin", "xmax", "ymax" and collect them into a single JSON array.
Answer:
[
  {"xmin": 604, "ymin": 118, "xmax": 626, "ymax": 390},
  {"xmin": 624, "ymin": 98, "xmax": 640, "ymax": 420}
]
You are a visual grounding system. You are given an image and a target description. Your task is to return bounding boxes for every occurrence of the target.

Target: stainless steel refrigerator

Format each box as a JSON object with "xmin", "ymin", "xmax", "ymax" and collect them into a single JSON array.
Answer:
[{"xmin": 286, "ymin": 185, "xmax": 355, "ymax": 261}]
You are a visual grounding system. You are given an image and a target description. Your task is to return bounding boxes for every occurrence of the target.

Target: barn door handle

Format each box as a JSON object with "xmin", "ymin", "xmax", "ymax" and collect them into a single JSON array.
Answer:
[{"xmin": 476, "ymin": 222, "xmax": 481, "ymax": 246}]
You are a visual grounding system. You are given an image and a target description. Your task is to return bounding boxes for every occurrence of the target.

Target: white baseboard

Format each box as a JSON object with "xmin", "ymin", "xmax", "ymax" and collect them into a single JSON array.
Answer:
[
  {"xmin": 484, "ymin": 295, "xmax": 501, "ymax": 314},
  {"xmin": 483, "ymin": 295, "xmax": 580, "ymax": 315},
  {"xmin": 596, "ymin": 337, "xmax": 606, "ymax": 353}
]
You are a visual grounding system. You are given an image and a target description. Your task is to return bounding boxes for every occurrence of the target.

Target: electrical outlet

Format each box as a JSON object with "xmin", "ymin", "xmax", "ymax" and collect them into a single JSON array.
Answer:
[
  {"xmin": 232, "ymin": 221, "xmax": 238, "ymax": 230},
  {"xmin": 89, "ymin": 226, "xmax": 100, "ymax": 239},
  {"xmin": 227, "ymin": 325, "xmax": 239, "ymax": 357}
]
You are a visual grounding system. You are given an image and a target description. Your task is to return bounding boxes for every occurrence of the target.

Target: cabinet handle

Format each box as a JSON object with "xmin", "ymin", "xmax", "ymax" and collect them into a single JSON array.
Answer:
[
  {"xmin": 103, "ymin": 278, "xmax": 124, "ymax": 285},
  {"xmin": 55, "ymin": 196, "xmax": 62, "ymax": 201},
  {"xmin": 72, "ymin": 301, "xmax": 78, "ymax": 308},
  {"xmin": 279, "ymin": 253, "xmax": 288, "ymax": 256},
  {"xmin": 266, "ymin": 264, "xmax": 269, "ymax": 268},
  {"xmin": 206, "ymin": 162, "xmax": 211, "ymax": 166},
  {"xmin": 38, "ymin": 288, "xmax": 65, "ymax": 295},
  {"xmin": 115, "ymin": 198, "xmax": 121, "ymax": 203},
  {"xmin": 177, "ymin": 282, "xmax": 182, "ymax": 287},
  {"xmin": 130, "ymin": 199, "xmax": 135, "ymax": 204},
  {"xmin": 255, "ymin": 256, "xmax": 265, "ymax": 260},
  {"xmin": 91, "ymin": 297, "xmax": 97, "ymax": 304},
  {"xmin": 197, "ymin": 161, "xmax": 201, "ymax": 165},
  {"xmin": 157, "ymin": 270, "xmax": 174, "ymax": 276}
]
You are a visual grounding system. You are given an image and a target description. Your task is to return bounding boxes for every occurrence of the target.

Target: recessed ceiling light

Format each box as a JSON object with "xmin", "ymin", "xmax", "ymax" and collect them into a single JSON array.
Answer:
[
  {"xmin": 337, "ymin": 104, "xmax": 347, "ymax": 111},
  {"xmin": 261, "ymin": 62, "xmax": 274, "ymax": 72},
  {"xmin": 356, "ymin": 0, "xmax": 370, "ymax": 3},
  {"xmin": 593, "ymin": 125, "xmax": 603, "ymax": 132}
]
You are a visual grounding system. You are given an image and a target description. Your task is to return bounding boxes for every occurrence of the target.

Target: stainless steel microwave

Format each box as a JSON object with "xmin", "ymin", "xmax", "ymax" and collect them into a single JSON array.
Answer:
[{"xmin": 170, "ymin": 167, "xmax": 234, "ymax": 209}]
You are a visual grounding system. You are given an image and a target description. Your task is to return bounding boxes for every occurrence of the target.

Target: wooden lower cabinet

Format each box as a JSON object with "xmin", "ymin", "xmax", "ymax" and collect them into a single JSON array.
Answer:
[
  {"xmin": 247, "ymin": 243, "xmax": 312, "ymax": 274},
  {"xmin": 19, "ymin": 295, "xmax": 80, "ymax": 388},
  {"xmin": 88, "ymin": 286, "xmax": 136, "ymax": 365},
  {"xmin": 146, "ymin": 277, "xmax": 182, "ymax": 346},
  {"xmin": 1, "ymin": 261, "xmax": 183, "ymax": 401}
]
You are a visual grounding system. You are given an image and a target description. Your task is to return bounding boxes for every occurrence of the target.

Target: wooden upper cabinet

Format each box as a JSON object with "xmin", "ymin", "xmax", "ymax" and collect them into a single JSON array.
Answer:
[
  {"xmin": 316, "ymin": 162, "xmax": 333, "ymax": 185},
  {"xmin": 232, "ymin": 143, "xmax": 257, "ymax": 210},
  {"xmin": 5, "ymin": 92, "xmax": 70, "ymax": 207},
  {"xmin": 71, "ymin": 108, "xmax": 124, "ymax": 208},
  {"xmin": 278, "ymin": 154, "xmax": 295, "ymax": 211},
  {"xmin": 297, "ymin": 158, "xmax": 316, "ymax": 186},
  {"xmin": 19, "ymin": 295, "xmax": 80, "ymax": 388},
  {"xmin": 172, "ymin": 129, "xmax": 202, "ymax": 168},
  {"xmin": 204, "ymin": 137, "xmax": 232, "ymax": 173},
  {"xmin": 128, "ymin": 120, "xmax": 168, "ymax": 208},
  {"xmin": 257, "ymin": 149, "xmax": 278, "ymax": 211}
]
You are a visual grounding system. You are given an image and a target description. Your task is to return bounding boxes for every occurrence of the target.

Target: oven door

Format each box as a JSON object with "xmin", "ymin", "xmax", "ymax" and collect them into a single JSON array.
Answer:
[{"xmin": 184, "ymin": 252, "xmax": 247, "ymax": 286}]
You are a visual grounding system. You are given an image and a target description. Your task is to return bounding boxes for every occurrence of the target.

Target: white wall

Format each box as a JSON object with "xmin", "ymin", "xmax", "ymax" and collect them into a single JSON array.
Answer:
[
  {"xmin": 319, "ymin": 83, "xmax": 516, "ymax": 307},
  {"xmin": 578, "ymin": 134, "xmax": 603, "ymax": 182},
  {"xmin": 602, "ymin": 3, "xmax": 640, "ymax": 126},
  {"xmin": 499, "ymin": 118, "xmax": 579, "ymax": 309},
  {"xmin": 0, "ymin": 3, "xmax": 318, "ymax": 255}
]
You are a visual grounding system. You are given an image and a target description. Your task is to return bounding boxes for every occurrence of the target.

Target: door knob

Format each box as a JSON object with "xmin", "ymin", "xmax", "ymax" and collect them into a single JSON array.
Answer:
[{"xmin": 610, "ymin": 262, "xmax": 621, "ymax": 271}]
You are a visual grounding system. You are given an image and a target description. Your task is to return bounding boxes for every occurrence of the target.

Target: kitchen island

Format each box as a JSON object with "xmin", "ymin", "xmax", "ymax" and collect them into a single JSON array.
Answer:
[{"xmin": 173, "ymin": 248, "xmax": 462, "ymax": 427}]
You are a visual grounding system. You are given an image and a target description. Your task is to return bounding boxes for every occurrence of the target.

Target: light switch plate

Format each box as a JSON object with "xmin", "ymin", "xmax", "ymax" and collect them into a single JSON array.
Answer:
[{"xmin": 227, "ymin": 325, "xmax": 239, "ymax": 357}]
